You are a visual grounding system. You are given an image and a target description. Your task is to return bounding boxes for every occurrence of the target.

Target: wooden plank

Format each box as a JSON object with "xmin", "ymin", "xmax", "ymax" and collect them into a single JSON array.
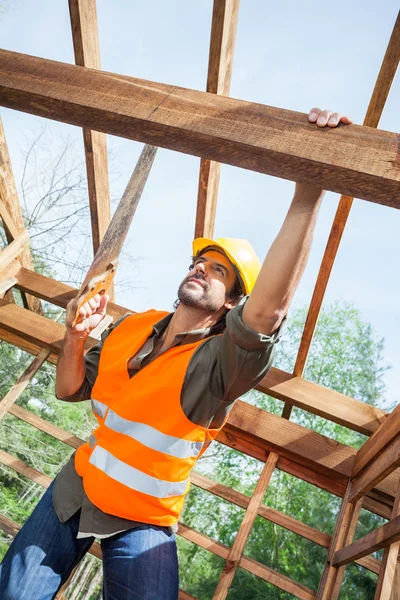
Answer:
[
  {"xmin": 0, "ymin": 348, "xmax": 49, "ymax": 421},
  {"xmin": 0, "ymin": 326, "xmax": 58, "ymax": 365},
  {"xmin": 68, "ymin": 0, "xmax": 112, "ymax": 288},
  {"xmin": 354, "ymin": 404, "xmax": 400, "ymax": 478},
  {"xmin": 8, "ymin": 404, "xmax": 85, "ymax": 450},
  {"xmin": 350, "ymin": 437, "xmax": 400, "ymax": 503},
  {"xmin": 195, "ymin": 0, "xmax": 240, "ymax": 238},
  {"xmin": 178, "ymin": 523, "xmax": 229, "ymax": 559},
  {"xmin": 239, "ymin": 554, "xmax": 316, "ymax": 600},
  {"xmin": 0, "ymin": 230, "xmax": 30, "ymax": 272},
  {"xmin": 0, "ymin": 118, "xmax": 41, "ymax": 313},
  {"xmin": 1, "ymin": 51, "xmax": 400, "ymax": 206},
  {"xmin": 333, "ymin": 515, "xmax": 400, "ymax": 568},
  {"xmin": 0, "ymin": 448, "xmax": 51, "ymax": 487},
  {"xmin": 317, "ymin": 486, "xmax": 363, "ymax": 599},
  {"xmin": 258, "ymin": 368, "xmax": 387, "ymax": 436},
  {"xmin": 0, "ymin": 298, "xmax": 96, "ymax": 355},
  {"xmin": 213, "ymin": 452, "xmax": 279, "ymax": 599},
  {"xmin": 374, "ymin": 479, "xmax": 400, "ymax": 599},
  {"xmin": 226, "ymin": 400, "xmax": 355, "ymax": 482},
  {"xmin": 293, "ymin": 11, "xmax": 400, "ymax": 377}
]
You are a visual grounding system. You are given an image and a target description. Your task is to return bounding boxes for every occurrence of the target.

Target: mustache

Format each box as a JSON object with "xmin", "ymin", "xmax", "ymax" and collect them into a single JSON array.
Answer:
[{"xmin": 183, "ymin": 273, "xmax": 209, "ymax": 288}]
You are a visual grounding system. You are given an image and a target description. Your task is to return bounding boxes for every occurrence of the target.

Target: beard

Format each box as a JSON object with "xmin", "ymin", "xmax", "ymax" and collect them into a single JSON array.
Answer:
[{"xmin": 177, "ymin": 274, "xmax": 224, "ymax": 313}]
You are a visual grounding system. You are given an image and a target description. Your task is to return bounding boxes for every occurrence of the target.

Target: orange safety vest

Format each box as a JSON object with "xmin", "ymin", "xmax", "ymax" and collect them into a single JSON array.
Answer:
[{"xmin": 75, "ymin": 309, "xmax": 224, "ymax": 526}]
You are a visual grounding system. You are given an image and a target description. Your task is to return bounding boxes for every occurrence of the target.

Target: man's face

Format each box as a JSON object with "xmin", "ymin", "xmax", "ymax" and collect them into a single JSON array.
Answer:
[{"xmin": 177, "ymin": 250, "xmax": 238, "ymax": 313}]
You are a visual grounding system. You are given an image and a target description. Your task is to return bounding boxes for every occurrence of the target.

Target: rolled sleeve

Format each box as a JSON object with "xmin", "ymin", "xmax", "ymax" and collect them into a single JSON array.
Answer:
[{"xmin": 226, "ymin": 296, "xmax": 285, "ymax": 350}]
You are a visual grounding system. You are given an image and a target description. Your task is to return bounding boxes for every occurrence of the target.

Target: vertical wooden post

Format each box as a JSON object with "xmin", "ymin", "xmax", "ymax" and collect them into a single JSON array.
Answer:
[
  {"xmin": 317, "ymin": 484, "xmax": 363, "ymax": 599},
  {"xmin": 0, "ymin": 118, "xmax": 42, "ymax": 313},
  {"xmin": 194, "ymin": 0, "xmax": 240, "ymax": 239},
  {"xmin": 374, "ymin": 479, "xmax": 400, "ymax": 599},
  {"xmin": 212, "ymin": 452, "xmax": 279, "ymax": 599},
  {"xmin": 68, "ymin": 0, "xmax": 113, "ymax": 299}
]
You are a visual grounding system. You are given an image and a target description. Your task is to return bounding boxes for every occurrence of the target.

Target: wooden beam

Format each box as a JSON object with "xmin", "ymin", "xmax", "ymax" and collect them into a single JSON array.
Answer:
[
  {"xmin": 213, "ymin": 452, "xmax": 279, "ymax": 599},
  {"xmin": 317, "ymin": 485, "xmax": 363, "ymax": 599},
  {"xmin": 350, "ymin": 437, "xmax": 400, "ymax": 503},
  {"xmin": 0, "ymin": 230, "xmax": 29, "ymax": 272},
  {"xmin": 0, "ymin": 348, "xmax": 49, "ymax": 421},
  {"xmin": 68, "ymin": 0, "xmax": 112, "ymax": 274},
  {"xmin": 354, "ymin": 404, "xmax": 400, "ymax": 478},
  {"xmin": 333, "ymin": 515, "xmax": 400, "ymax": 568},
  {"xmin": 293, "ymin": 11, "xmax": 400, "ymax": 377},
  {"xmin": 194, "ymin": 0, "xmax": 240, "ymax": 238},
  {"xmin": 178, "ymin": 523, "xmax": 316, "ymax": 600},
  {"xmin": 0, "ymin": 117, "xmax": 42, "ymax": 313},
  {"xmin": 257, "ymin": 367, "xmax": 387, "ymax": 436},
  {"xmin": 1, "ymin": 50, "xmax": 400, "ymax": 207},
  {"xmin": 374, "ymin": 480, "xmax": 400, "ymax": 599}
]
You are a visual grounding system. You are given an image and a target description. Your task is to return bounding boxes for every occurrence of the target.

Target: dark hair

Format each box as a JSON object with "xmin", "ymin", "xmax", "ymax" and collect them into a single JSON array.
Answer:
[{"xmin": 173, "ymin": 249, "xmax": 245, "ymax": 335}]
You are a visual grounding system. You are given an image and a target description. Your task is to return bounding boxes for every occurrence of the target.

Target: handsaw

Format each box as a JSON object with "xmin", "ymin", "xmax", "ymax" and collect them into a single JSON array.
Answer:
[{"xmin": 72, "ymin": 144, "xmax": 157, "ymax": 326}]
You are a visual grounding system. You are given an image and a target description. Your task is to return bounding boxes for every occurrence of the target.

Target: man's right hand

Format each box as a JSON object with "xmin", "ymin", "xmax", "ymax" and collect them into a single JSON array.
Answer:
[{"xmin": 65, "ymin": 293, "xmax": 109, "ymax": 339}]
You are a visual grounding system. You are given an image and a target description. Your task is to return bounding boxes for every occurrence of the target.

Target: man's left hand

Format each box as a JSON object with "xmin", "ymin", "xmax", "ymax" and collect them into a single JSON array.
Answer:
[{"xmin": 308, "ymin": 107, "xmax": 352, "ymax": 128}]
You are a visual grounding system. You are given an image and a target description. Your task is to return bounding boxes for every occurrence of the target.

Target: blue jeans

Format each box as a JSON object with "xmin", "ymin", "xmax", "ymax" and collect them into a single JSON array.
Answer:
[{"xmin": 0, "ymin": 480, "xmax": 179, "ymax": 600}]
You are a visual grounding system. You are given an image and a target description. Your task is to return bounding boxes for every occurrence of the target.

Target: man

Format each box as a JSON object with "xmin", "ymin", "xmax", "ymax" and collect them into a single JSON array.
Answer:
[{"xmin": 0, "ymin": 108, "xmax": 352, "ymax": 599}]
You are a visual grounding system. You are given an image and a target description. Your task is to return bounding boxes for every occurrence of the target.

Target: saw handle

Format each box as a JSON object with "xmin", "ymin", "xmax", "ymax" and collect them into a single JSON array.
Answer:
[{"xmin": 72, "ymin": 262, "xmax": 117, "ymax": 327}]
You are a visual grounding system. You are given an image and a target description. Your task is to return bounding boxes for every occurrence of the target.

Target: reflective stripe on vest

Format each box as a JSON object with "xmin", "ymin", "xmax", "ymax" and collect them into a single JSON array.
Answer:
[
  {"xmin": 89, "ymin": 445, "xmax": 188, "ymax": 498},
  {"xmin": 91, "ymin": 399, "xmax": 107, "ymax": 419},
  {"xmin": 104, "ymin": 409, "xmax": 204, "ymax": 459}
]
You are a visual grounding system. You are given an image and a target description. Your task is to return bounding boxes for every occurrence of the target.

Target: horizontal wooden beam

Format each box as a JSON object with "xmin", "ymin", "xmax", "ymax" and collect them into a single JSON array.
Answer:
[
  {"xmin": 257, "ymin": 368, "xmax": 387, "ymax": 436},
  {"xmin": 332, "ymin": 514, "xmax": 400, "ymax": 568},
  {"xmin": 1, "ymin": 49, "xmax": 400, "ymax": 207}
]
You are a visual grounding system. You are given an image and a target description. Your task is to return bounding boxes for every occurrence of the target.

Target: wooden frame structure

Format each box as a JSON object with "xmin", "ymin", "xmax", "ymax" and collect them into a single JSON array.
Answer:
[{"xmin": 0, "ymin": 2, "xmax": 399, "ymax": 598}]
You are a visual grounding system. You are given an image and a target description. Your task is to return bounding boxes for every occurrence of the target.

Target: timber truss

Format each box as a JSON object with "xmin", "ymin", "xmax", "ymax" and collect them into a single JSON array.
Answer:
[{"xmin": 0, "ymin": 2, "xmax": 400, "ymax": 599}]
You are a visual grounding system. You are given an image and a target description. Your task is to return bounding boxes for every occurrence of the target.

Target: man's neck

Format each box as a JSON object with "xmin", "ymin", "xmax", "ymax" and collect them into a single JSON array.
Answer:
[{"xmin": 161, "ymin": 303, "xmax": 225, "ymax": 349}]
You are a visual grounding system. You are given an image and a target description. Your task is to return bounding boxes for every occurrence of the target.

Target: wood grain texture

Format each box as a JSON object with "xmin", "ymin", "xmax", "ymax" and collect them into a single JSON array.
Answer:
[
  {"xmin": 350, "ymin": 437, "xmax": 400, "ymax": 503},
  {"xmin": 1, "ymin": 50, "xmax": 400, "ymax": 206},
  {"xmin": 317, "ymin": 486, "xmax": 362, "ymax": 599},
  {"xmin": 332, "ymin": 515, "xmax": 400, "ymax": 568},
  {"xmin": 195, "ymin": 0, "xmax": 240, "ymax": 238},
  {"xmin": 374, "ymin": 480, "xmax": 400, "ymax": 599},
  {"xmin": 68, "ymin": 0, "xmax": 112, "ymax": 278},
  {"xmin": 354, "ymin": 404, "xmax": 400, "ymax": 478},
  {"xmin": 213, "ymin": 452, "xmax": 279, "ymax": 599},
  {"xmin": 293, "ymin": 11, "xmax": 400, "ymax": 377},
  {"xmin": 0, "ymin": 117, "xmax": 41, "ymax": 313},
  {"xmin": 239, "ymin": 554, "xmax": 316, "ymax": 600},
  {"xmin": 0, "ymin": 348, "xmax": 49, "ymax": 421},
  {"xmin": 0, "ymin": 230, "xmax": 29, "ymax": 271},
  {"xmin": 258, "ymin": 367, "xmax": 387, "ymax": 436}
]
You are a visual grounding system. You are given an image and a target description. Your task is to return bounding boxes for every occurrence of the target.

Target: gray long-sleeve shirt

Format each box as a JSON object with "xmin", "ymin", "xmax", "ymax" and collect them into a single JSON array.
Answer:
[{"xmin": 53, "ymin": 299, "xmax": 284, "ymax": 538}]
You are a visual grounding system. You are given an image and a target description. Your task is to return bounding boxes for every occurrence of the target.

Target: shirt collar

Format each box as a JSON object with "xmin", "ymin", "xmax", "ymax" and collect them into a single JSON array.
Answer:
[{"xmin": 152, "ymin": 313, "xmax": 212, "ymax": 345}]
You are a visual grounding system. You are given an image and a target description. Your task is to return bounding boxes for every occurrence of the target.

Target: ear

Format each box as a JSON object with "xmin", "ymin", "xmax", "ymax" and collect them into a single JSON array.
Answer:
[{"xmin": 224, "ymin": 297, "xmax": 239, "ymax": 311}]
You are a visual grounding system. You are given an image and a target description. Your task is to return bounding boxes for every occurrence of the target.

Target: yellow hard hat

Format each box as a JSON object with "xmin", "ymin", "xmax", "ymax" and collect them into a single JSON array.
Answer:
[{"xmin": 192, "ymin": 237, "xmax": 261, "ymax": 295}]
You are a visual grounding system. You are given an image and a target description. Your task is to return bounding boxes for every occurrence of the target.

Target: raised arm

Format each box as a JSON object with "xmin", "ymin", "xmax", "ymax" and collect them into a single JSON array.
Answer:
[
  {"xmin": 243, "ymin": 108, "xmax": 352, "ymax": 335},
  {"xmin": 56, "ymin": 293, "xmax": 108, "ymax": 400}
]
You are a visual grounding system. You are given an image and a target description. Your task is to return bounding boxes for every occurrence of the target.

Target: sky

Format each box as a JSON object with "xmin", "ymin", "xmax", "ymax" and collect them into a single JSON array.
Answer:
[{"xmin": 1, "ymin": 0, "xmax": 399, "ymax": 408}]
